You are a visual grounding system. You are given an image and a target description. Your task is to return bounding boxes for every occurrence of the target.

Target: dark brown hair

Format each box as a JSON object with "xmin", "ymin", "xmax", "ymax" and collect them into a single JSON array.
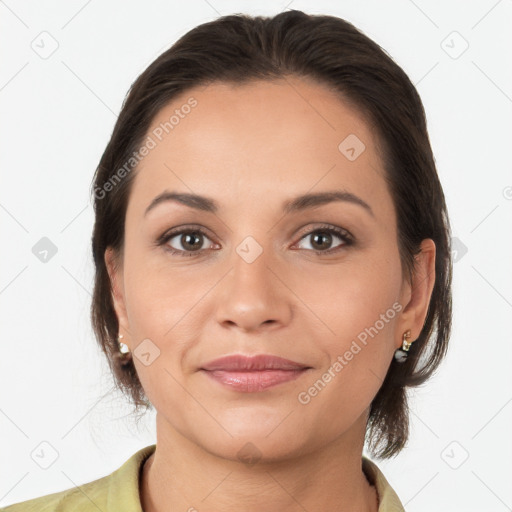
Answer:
[{"xmin": 91, "ymin": 9, "xmax": 452, "ymax": 458}]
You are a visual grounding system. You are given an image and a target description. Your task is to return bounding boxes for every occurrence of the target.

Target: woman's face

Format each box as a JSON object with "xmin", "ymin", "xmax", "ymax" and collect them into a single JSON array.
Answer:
[{"xmin": 107, "ymin": 77, "xmax": 434, "ymax": 462}]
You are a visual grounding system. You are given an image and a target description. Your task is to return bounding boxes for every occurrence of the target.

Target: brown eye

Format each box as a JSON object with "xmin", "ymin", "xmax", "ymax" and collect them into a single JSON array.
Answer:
[
  {"xmin": 171, "ymin": 232, "xmax": 204, "ymax": 251},
  {"xmin": 167, "ymin": 231, "xmax": 213, "ymax": 253},
  {"xmin": 296, "ymin": 227, "xmax": 351, "ymax": 253},
  {"xmin": 156, "ymin": 226, "xmax": 219, "ymax": 256},
  {"xmin": 310, "ymin": 231, "xmax": 335, "ymax": 251}
]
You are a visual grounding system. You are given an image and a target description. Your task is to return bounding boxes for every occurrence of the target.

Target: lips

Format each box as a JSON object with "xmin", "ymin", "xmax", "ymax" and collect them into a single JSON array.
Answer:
[
  {"xmin": 201, "ymin": 354, "xmax": 309, "ymax": 371},
  {"xmin": 200, "ymin": 354, "xmax": 312, "ymax": 392}
]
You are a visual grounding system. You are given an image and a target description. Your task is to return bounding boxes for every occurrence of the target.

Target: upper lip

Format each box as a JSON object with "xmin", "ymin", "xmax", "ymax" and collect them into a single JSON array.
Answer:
[{"xmin": 200, "ymin": 354, "xmax": 310, "ymax": 371}]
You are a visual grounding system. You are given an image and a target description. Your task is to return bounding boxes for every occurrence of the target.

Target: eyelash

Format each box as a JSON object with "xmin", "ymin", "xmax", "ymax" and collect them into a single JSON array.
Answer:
[{"xmin": 156, "ymin": 223, "xmax": 354, "ymax": 258}]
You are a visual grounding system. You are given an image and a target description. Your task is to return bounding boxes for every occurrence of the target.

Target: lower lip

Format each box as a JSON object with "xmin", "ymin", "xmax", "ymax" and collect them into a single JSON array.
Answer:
[{"xmin": 201, "ymin": 369, "xmax": 309, "ymax": 392}]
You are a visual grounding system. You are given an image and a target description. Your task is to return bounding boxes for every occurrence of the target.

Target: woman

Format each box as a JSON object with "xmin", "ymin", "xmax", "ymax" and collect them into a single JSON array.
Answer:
[{"xmin": 4, "ymin": 9, "xmax": 452, "ymax": 511}]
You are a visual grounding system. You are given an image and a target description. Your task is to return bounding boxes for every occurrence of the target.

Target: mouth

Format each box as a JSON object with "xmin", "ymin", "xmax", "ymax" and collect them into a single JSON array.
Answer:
[{"xmin": 199, "ymin": 354, "xmax": 312, "ymax": 393}]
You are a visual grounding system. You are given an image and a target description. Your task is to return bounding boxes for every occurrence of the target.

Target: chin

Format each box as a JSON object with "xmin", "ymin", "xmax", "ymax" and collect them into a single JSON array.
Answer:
[
  {"xmin": 192, "ymin": 409, "xmax": 320, "ymax": 465},
  {"xmin": 201, "ymin": 431, "xmax": 308, "ymax": 466}
]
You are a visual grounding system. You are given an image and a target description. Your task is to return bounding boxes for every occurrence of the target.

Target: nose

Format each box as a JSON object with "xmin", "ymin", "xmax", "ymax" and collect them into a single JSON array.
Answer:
[{"xmin": 214, "ymin": 245, "xmax": 293, "ymax": 333}]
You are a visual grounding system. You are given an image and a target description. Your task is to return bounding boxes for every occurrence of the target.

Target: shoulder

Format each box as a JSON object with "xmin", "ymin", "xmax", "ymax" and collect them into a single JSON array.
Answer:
[
  {"xmin": 1, "ymin": 478, "xmax": 104, "ymax": 512},
  {"xmin": 362, "ymin": 456, "xmax": 405, "ymax": 512},
  {"xmin": 1, "ymin": 445, "xmax": 156, "ymax": 512}
]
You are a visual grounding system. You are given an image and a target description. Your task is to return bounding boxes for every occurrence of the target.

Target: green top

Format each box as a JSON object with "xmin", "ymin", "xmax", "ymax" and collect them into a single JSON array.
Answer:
[{"xmin": 2, "ymin": 444, "xmax": 405, "ymax": 511}]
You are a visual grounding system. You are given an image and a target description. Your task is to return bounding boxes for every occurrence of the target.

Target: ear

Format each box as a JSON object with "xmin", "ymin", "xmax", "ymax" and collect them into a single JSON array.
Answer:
[
  {"xmin": 397, "ymin": 238, "xmax": 436, "ymax": 345},
  {"xmin": 104, "ymin": 247, "xmax": 130, "ymax": 340}
]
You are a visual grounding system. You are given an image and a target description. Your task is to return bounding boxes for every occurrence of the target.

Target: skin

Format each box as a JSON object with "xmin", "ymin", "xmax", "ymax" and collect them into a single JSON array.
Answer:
[{"xmin": 106, "ymin": 76, "xmax": 436, "ymax": 512}]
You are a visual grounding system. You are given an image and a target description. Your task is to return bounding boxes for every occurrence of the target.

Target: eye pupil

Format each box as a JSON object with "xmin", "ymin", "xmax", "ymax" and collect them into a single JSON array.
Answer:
[
  {"xmin": 311, "ymin": 231, "xmax": 332, "ymax": 250},
  {"xmin": 182, "ymin": 232, "xmax": 203, "ymax": 251}
]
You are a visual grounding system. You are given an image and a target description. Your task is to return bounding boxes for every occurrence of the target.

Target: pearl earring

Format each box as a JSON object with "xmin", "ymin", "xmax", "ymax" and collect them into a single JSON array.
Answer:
[
  {"xmin": 117, "ymin": 334, "xmax": 130, "ymax": 354},
  {"xmin": 394, "ymin": 330, "xmax": 413, "ymax": 363}
]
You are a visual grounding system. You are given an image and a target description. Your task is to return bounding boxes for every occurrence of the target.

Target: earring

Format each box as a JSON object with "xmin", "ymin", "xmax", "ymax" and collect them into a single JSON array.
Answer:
[
  {"xmin": 394, "ymin": 330, "xmax": 413, "ymax": 363},
  {"xmin": 117, "ymin": 334, "xmax": 130, "ymax": 355}
]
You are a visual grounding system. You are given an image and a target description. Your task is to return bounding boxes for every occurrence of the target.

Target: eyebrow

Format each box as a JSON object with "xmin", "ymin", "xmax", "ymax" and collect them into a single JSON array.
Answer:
[{"xmin": 144, "ymin": 190, "xmax": 374, "ymax": 217}]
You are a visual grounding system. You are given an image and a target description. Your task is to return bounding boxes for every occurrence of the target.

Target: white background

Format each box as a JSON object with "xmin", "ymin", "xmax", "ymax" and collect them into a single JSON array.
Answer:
[{"xmin": 1, "ymin": 0, "xmax": 511, "ymax": 510}]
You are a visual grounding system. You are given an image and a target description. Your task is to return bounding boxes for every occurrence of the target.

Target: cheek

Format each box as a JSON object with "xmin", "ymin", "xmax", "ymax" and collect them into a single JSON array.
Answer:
[
  {"xmin": 121, "ymin": 244, "xmax": 219, "ymax": 411},
  {"xmin": 121, "ymin": 256, "xmax": 202, "ymax": 423},
  {"xmin": 292, "ymin": 247, "xmax": 403, "ymax": 343},
  {"xmin": 293, "ymin": 248, "xmax": 402, "ymax": 399},
  {"xmin": 122, "ymin": 237, "xmax": 211, "ymax": 338},
  {"xmin": 294, "ymin": 274, "xmax": 401, "ymax": 442}
]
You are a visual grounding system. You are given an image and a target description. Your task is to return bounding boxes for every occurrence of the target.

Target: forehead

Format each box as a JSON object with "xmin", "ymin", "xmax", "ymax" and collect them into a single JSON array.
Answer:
[{"xmin": 128, "ymin": 77, "xmax": 391, "ymax": 220}]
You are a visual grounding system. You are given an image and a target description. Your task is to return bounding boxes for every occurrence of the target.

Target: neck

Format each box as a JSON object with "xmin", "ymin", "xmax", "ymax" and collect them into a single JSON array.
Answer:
[{"xmin": 141, "ymin": 413, "xmax": 378, "ymax": 512}]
